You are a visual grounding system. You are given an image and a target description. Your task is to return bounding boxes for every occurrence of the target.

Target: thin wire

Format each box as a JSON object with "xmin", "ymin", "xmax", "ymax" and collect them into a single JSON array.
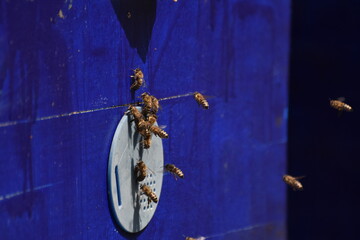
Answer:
[
  {"xmin": 204, "ymin": 223, "xmax": 266, "ymax": 239},
  {"xmin": 0, "ymin": 92, "xmax": 195, "ymax": 128}
]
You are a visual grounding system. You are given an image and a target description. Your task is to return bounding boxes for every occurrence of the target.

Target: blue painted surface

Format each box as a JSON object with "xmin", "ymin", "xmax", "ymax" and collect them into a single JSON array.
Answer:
[{"xmin": 0, "ymin": 0, "xmax": 290, "ymax": 239}]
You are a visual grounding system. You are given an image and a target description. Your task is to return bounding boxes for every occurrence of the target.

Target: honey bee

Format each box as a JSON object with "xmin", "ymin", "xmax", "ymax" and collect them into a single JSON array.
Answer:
[
  {"xmin": 149, "ymin": 125, "xmax": 169, "ymax": 139},
  {"xmin": 130, "ymin": 68, "xmax": 144, "ymax": 91},
  {"xmin": 283, "ymin": 174, "xmax": 304, "ymax": 191},
  {"xmin": 134, "ymin": 160, "xmax": 148, "ymax": 182},
  {"xmin": 330, "ymin": 97, "xmax": 353, "ymax": 112},
  {"xmin": 194, "ymin": 92, "xmax": 209, "ymax": 109},
  {"xmin": 165, "ymin": 164, "xmax": 184, "ymax": 179},
  {"xmin": 141, "ymin": 184, "xmax": 158, "ymax": 204}
]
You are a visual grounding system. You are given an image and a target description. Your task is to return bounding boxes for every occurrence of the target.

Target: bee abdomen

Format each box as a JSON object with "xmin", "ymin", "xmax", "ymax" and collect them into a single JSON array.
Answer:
[
  {"xmin": 134, "ymin": 168, "xmax": 146, "ymax": 182},
  {"xmin": 130, "ymin": 79, "xmax": 143, "ymax": 90},
  {"xmin": 175, "ymin": 169, "xmax": 184, "ymax": 178},
  {"xmin": 150, "ymin": 126, "xmax": 169, "ymax": 138},
  {"xmin": 136, "ymin": 173, "xmax": 146, "ymax": 182},
  {"xmin": 294, "ymin": 181, "xmax": 303, "ymax": 190},
  {"xmin": 343, "ymin": 104, "xmax": 353, "ymax": 112},
  {"xmin": 150, "ymin": 96, "xmax": 160, "ymax": 113},
  {"xmin": 165, "ymin": 164, "xmax": 184, "ymax": 178},
  {"xmin": 143, "ymin": 135, "xmax": 152, "ymax": 149},
  {"xmin": 200, "ymin": 99, "xmax": 209, "ymax": 109},
  {"xmin": 148, "ymin": 114, "xmax": 158, "ymax": 125},
  {"xmin": 194, "ymin": 92, "xmax": 209, "ymax": 109},
  {"xmin": 149, "ymin": 193, "xmax": 158, "ymax": 203}
]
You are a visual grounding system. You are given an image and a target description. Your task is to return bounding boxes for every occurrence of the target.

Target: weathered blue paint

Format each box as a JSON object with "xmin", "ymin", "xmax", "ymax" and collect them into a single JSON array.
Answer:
[{"xmin": 0, "ymin": 0, "xmax": 290, "ymax": 239}]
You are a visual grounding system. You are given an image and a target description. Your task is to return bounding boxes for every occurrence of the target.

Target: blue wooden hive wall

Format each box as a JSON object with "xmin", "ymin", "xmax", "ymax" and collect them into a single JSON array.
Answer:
[{"xmin": 0, "ymin": 0, "xmax": 290, "ymax": 239}]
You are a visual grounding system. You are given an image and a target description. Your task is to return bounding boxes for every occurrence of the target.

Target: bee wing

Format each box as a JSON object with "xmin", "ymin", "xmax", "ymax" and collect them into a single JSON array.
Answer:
[
  {"xmin": 203, "ymin": 95, "xmax": 215, "ymax": 99},
  {"xmin": 147, "ymin": 166, "xmax": 156, "ymax": 176},
  {"xmin": 156, "ymin": 168, "xmax": 170, "ymax": 176},
  {"xmin": 194, "ymin": 90, "xmax": 215, "ymax": 99},
  {"xmin": 158, "ymin": 125, "xmax": 167, "ymax": 129},
  {"xmin": 294, "ymin": 176, "xmax": 306, "ymax": 180},
  {"xmin": 337, "ymin": 97, "xmax": 346, "ymax": 102}
]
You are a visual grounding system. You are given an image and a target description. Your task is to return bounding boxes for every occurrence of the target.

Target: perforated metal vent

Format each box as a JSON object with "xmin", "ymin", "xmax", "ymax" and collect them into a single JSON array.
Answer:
[{"xmin": 108, "ymin": 108, "xmax": 164, "ymax": 233}]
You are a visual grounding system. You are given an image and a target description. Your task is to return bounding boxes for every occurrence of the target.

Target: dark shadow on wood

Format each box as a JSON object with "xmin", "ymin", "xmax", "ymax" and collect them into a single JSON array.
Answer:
[{"xmin": 111, "ymin": 0, "xmax": 157, "ymax": 63}]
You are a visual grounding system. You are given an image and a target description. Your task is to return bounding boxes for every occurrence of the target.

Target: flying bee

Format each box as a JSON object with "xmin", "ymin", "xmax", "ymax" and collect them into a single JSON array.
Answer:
[
  {"xmin": 165, "ymin": 164, "xmax": 184, "ymax": 179},
  {"xmin": 134, "ymin": 160, "xmax": 148, "ymax": 182},
  {"xmin": 148, "ymin": 114, "xmax": 158, "ymax": 125},
  {"xmin": 130, "ymin": 68, "xmax": 144, "ymax": 91},
  {"xmin": 283, "ymin": 174, "xmax": 304, "ymax": 191},
  {"xmin": 140, "ymin": 184, "xmax": 158, "ymax": 204},
  {"xmin": 194, "ymin": 92, "xmax": 209, "ymax": 109},
  {"xmin": 329, "ymin": 97, "xmax": 353, "ymax": 112},
  {"xmin": 149, "ymin": 125, "xmax": 169, "ymax": 139}
]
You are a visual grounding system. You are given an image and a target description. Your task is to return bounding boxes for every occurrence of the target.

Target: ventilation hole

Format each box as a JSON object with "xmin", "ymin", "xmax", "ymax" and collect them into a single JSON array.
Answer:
[
  {"xmin": 146, "ymin": 182, "xmax": 149, "ymax": 185},
  {"xmin": 150, "ymin": 204, "xmax": 153, "ymax": 208},
  {"xmin": 115, "ymin": 166, "xmax": 121, "ymax": 206},
  {"xmin": 153, "ymin": 180, "xmax": 156, "ymax": 184},
  {"xmin": 153, "ymin": 188, "xmax": 156, "ymax": 192},
  {"xmin": 150, "ymin": 174, "xmax": 153, "ymax": 177},
  {"xmin": 147, "ymin": 205, "xmax": 149, "ymax": 209},
  {"xmin": 143, "ymin": 206, "xmax": 146, "ymax": 210}
]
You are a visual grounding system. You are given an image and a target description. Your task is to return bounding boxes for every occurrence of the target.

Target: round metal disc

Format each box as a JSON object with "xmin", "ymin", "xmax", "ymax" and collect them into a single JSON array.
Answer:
[{"xmin": 108, "ymin": 109, "xmax": 164, "ymax": 233}]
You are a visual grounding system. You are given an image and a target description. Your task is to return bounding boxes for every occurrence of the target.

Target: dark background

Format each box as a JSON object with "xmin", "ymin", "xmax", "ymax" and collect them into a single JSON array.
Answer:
[{"xmin": 288, "ymin": 0, "xmax": 360, "ymax": 239}]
